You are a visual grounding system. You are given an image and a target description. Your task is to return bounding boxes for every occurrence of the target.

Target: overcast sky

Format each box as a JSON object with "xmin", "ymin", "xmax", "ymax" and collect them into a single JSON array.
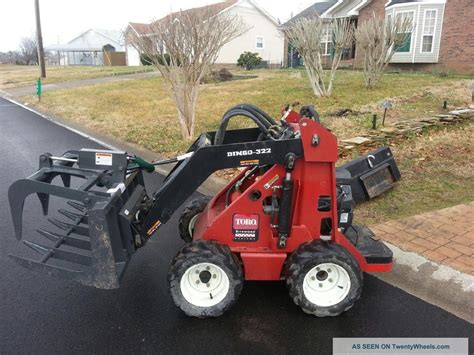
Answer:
[{"xmin": 0, "ymin": 0, "xmax": 318, "ymax": 52}]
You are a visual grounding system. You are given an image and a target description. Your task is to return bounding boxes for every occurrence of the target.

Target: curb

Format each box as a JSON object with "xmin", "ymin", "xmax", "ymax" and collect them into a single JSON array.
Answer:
[
  {"xmin": 372, "ymin": 243, "xmax": 474, "ymax": 324},
  {"xmin": 3, "ymin": 95, "xmax": 472, "ymax": 323}
]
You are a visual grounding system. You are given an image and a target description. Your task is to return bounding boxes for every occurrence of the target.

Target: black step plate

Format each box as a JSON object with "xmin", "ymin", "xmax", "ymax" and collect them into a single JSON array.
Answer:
[{"xmin": 345, "ymin": 225, "xmax": 393, "ymax": 264}]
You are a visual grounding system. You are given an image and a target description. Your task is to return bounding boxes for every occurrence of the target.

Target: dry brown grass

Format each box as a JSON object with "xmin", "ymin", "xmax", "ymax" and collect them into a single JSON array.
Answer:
[
  {"xmin": 21, "ymin": 69, "xmax": 472, "ymax": 156},
  {"xmin": 0, "ymin": 64, "xmax": 153, "ymax": 89},
  {"xmin": 355, "ymin": 122, "xmax": 474, "ymax": 225},
  {"xmin": 18, "ymin": 68, "xmax": 474, "ymax": 225}
]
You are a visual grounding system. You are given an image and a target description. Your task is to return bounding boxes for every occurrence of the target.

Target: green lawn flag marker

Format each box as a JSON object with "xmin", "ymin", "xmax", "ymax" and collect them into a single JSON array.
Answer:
[{"xmin": 36, "ymin": 78, "xmax": 42, "ymax": 102}]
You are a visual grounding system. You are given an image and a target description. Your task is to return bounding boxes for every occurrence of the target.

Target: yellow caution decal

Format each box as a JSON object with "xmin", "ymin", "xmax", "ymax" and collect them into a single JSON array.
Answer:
[{"xmin": 240, "ymin": 159, "xmax": 259, "ymax": 166}]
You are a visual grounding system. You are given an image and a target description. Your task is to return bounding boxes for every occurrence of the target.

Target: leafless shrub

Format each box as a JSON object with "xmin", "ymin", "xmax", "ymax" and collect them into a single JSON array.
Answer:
[
  {"xmin": 285, "ymin": 17, "xmax": 354, "ymax": 97},
  {"xmin": 128, "ymin": 8, "xmax": 245, "ymax": 140},
  {"xmin": 355, "ymin": 13, "xmax": 413, "ymax": 88}
]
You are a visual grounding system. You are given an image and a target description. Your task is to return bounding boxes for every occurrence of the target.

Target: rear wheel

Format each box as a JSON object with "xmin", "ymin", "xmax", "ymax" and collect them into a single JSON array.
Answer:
[
  {"xmin": 168, "ymin": 240, "xmax": 243, "ymax": 318},
  {"xmin": 285, "ymin": 241, "xmax": 362, "ymax": 317},
  {"xmin": 179, "ymin": 196, "xmax": 211, "ymax": 242}
]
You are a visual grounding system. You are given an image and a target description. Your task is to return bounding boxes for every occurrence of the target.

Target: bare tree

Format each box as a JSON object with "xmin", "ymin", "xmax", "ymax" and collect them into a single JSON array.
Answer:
[
  {"xmin": 128, "ymin": 8, "xmax": 245, "ymax": 140},
  {"xmin": 355, "ymin": 13, "xmax": 413, "ymax": 88},
  {"xmin": 19, "ymin": 36, "xmax": 38, "ymax": 65},
  {"xmin": 284, "ymin": 17, "xmax": 353, "ymax": 97},
  {"xmin": 0, "ymin": 51, "xmax": 22, "ymax": 64}
]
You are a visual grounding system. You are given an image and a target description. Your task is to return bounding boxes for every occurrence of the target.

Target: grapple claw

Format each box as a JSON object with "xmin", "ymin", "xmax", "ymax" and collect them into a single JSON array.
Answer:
[
  {"xmin": 60, "ymin": 174, "xmax": 71, "ymax": 188},
  {"xmin": 8, "ymin": 149, "xmax": 148, "ymax": 289},
  {"xmin": 37, "ymin": 192, "xmax": 50, "ymax": 216}
]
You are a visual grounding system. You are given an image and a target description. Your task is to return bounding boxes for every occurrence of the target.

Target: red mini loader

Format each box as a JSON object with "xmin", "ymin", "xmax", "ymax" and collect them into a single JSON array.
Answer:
[{"xmin": 9, "ymin": 104, "xmax": 399, "ymax": 317}]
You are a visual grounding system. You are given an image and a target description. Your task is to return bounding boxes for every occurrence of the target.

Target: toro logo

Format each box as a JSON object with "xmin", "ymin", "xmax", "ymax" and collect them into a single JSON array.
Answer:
[{"xmin": 232, "ymin": 214, "xmax": 259, "ymax": 242}]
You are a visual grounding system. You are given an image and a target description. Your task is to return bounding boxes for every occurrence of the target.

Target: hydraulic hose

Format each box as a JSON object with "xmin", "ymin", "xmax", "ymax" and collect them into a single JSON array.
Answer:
[
  {"xmin": 214, "ymin": 103, "xmax": 283, "ymax": 145},
  {"xmin": 223, "ymin": 104, "xmax": 277, "ymax": 127},
  {"xmin": 214, "ymin": 109, "xmax": 272, "ymax": 145}
]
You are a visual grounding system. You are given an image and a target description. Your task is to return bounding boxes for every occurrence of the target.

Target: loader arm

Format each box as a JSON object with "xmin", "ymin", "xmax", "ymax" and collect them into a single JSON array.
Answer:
[{"xmin": 142, "ymin": 128, "xmax": 303, "ymax": 236}]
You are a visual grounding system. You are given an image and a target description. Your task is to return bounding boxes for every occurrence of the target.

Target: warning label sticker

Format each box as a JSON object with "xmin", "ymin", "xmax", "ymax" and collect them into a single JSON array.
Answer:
[
  {"xmin": 232, "ymin": 213, "xmax": 259, "ymax": 242},
  {"xmin": 95, "ymin": 152, "xmax": 113, "ymax": 166},
  {"xmin": 240, "ymin": 159, "xmax": 259, "ymax": 166}
]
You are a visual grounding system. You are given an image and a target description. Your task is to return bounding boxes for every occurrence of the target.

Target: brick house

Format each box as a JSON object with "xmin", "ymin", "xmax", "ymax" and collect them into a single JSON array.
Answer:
[
  {"xmin": 357, "ymin": 0, "xmax": 474, "ymax": 74},
  {"xmin": 283, "ymin": 0, "xmax": 473, "ymax": 74}
]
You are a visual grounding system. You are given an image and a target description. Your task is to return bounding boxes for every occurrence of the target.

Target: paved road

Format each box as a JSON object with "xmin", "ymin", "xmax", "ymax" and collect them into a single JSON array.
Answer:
[
  {"xmin": 1, "ymin": 71, "xmax": 160, "ymax": 97},
  {"xmin": 0, "ymin": 97, "xmax": 472, "ymax": 354}
]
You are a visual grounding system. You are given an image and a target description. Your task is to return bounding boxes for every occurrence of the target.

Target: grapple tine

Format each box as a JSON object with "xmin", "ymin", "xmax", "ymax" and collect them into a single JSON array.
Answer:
[
  {"xmin": 63, "ymin": 235, "xmax": 91, "ymax": 250},
  {"xmin": 58, "ymin": 209, "xmax": 85, "ymax": 221},
  {"xmin": 10, "ymin": 254, "xmax": 87, "ymax": 281},
  {"xmin": 37, "ymin": 229, "xmax": 62, "ymax": 242},
  {"xmin": 48, "ymin": 218, "xmax": 89, "ymax": 236},
  {"xmin": 37, "ymin": 229, "xmax": 92, "ymax": 250},
  {"xmin": 47, "ymin": 218, "xmax": 72, "ymax": 231},
  {"xmin": 23, "ymin": 240, "xmax": 92, "ymax": 266},
  {"xmin": 67, "ymin": 200, "xmax": 87, "ymax": 212},
  {"xmin": 23, "ymin": 240, "xmax": 49, "ymax": 255},
  {"xmin": 48, "ymin": 247, "xmax": 92, "ymax": 266}
]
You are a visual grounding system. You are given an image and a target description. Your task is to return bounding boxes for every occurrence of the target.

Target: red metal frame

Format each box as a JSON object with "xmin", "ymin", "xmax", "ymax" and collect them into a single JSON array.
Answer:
[{"xmin": 192, "ymin": 118, "xmax": 392, "ymax": 281}]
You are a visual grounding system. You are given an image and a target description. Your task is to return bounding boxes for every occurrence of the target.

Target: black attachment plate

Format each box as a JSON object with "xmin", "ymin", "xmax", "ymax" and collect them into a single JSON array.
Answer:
[{"xmin": 338, "ymin": 146, "xmax": 401, "ymax": 204}]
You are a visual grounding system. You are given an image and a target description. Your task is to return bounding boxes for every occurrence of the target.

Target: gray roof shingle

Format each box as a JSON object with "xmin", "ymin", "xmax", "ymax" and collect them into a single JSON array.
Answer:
[
  {"xmin": 282, "ymin": 1, "xmax": 337, "ymax": 27},
  {"xmin": 386, "ymin": 0, "xmax": 417, "ymax": 7}
]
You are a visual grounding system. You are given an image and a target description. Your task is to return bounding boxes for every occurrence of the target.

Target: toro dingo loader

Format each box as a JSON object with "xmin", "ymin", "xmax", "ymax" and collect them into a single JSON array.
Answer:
[{"xmin": 9, "ymin": 104, "xmax": 400, "ymax": 317}]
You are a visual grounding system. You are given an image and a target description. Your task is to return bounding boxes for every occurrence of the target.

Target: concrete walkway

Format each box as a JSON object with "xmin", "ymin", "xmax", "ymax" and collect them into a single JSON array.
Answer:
[
  {"xmin": 1, "ymin": 71, "xmax": 160, "ymax": 97},
  {"xmin": 372, "ymin": 202, "xmax": 474, "ymax": 275}
]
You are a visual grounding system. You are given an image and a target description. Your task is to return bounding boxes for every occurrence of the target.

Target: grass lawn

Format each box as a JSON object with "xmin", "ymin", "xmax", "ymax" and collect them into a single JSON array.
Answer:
[
  {"xmin": 354, "ymin": 122, "xmax": 474, "ymax": 224},
  {"xmin": 20, "ymin": 68, "xmax": 474, "ymax": 225},
  {"xmin": 0, "ymin": 64, "xmax": 154, "ymax": 89},
  {"xmin": 22, "ymin": 69, "xmax": 472, "ymax": 155}
]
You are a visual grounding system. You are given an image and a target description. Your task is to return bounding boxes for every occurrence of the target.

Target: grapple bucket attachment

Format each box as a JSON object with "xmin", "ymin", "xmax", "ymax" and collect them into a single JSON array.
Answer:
[{"xmin": 8, "ymin": 150, "xmax": 147, "ymax": 289}]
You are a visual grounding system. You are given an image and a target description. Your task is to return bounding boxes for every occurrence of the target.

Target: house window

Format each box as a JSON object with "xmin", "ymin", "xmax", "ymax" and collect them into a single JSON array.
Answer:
[
  {"xmin": 256, "ymin": 36, "xmax": 264, "ymax": 49},
  {"xmin": 321, "ymin": 24, "xmax": 333, "ymax": 56},
  {"xmin": 421, "ymin": 9, "xmax": 437, "ymax": 53},
  {"xmin": 396, "ymin": 11, "xmax": 414, "ymax": 53}
]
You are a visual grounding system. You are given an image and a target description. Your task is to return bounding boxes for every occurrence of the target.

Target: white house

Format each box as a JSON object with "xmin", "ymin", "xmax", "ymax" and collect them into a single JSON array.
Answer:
[
  {"xmin": 46, "ymin": 29, "xmax": 124, "ymax": 66},
  {"xmin": 124, "ymin": 0, "xmax": 285, "ymax": 67}
]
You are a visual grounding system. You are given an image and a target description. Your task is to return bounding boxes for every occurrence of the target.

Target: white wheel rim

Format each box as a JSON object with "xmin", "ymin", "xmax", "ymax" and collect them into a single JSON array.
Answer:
[
  {"xmin": 180, "ymin": 262, "xmax": 230, "ymax": 307},
  {"xmin": 303, "ymin": 263, "xmax": 351, "ymax": 307},
  {"xmin": 188, "ymin": 214, "xmax": 200, "ymax": 237}
]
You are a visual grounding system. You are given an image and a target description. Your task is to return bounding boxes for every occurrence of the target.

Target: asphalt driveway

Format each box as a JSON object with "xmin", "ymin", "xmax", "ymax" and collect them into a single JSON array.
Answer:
[{"xmin": 0, "ymin": 97, "xmax": 472, "ymax": 354}]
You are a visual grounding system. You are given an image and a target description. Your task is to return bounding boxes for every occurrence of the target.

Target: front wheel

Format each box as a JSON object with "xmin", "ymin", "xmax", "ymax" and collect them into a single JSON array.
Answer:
[
  {"xmin": 178, "ymin": 196, "xmax": 211, "ymax": 242},
  {"xmin": 285, "ymin": 241, "xmax": 363, "ymax": 317},
  {"xmin": 168, "ymin": 240, "xmax": 243, "ymax": 318}
]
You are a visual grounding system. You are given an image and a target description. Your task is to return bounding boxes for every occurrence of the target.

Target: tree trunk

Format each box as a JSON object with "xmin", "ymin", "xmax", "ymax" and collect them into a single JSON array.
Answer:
[{"xmin": 174, "ymin": 82, "xmax": 199, "ymax": 140}]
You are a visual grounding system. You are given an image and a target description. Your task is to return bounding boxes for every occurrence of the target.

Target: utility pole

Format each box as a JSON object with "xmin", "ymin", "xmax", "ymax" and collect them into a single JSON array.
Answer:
[{"xmin": 35, "ymin": 0, "xmax": 46, "ymax": 78}]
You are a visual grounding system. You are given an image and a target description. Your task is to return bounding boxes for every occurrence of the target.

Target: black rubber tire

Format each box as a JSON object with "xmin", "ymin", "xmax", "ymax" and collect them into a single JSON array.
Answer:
[
  {"xmin": 285, "ymin": 241, "xmax": 363, "ymax": 317},
  {"xmin": 178, "ymin": 196, "xmax": 211, "ymax": 242},
  {"xmin": 168, "ymin": 240, "xmax": 244, "ymax": 318}
]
